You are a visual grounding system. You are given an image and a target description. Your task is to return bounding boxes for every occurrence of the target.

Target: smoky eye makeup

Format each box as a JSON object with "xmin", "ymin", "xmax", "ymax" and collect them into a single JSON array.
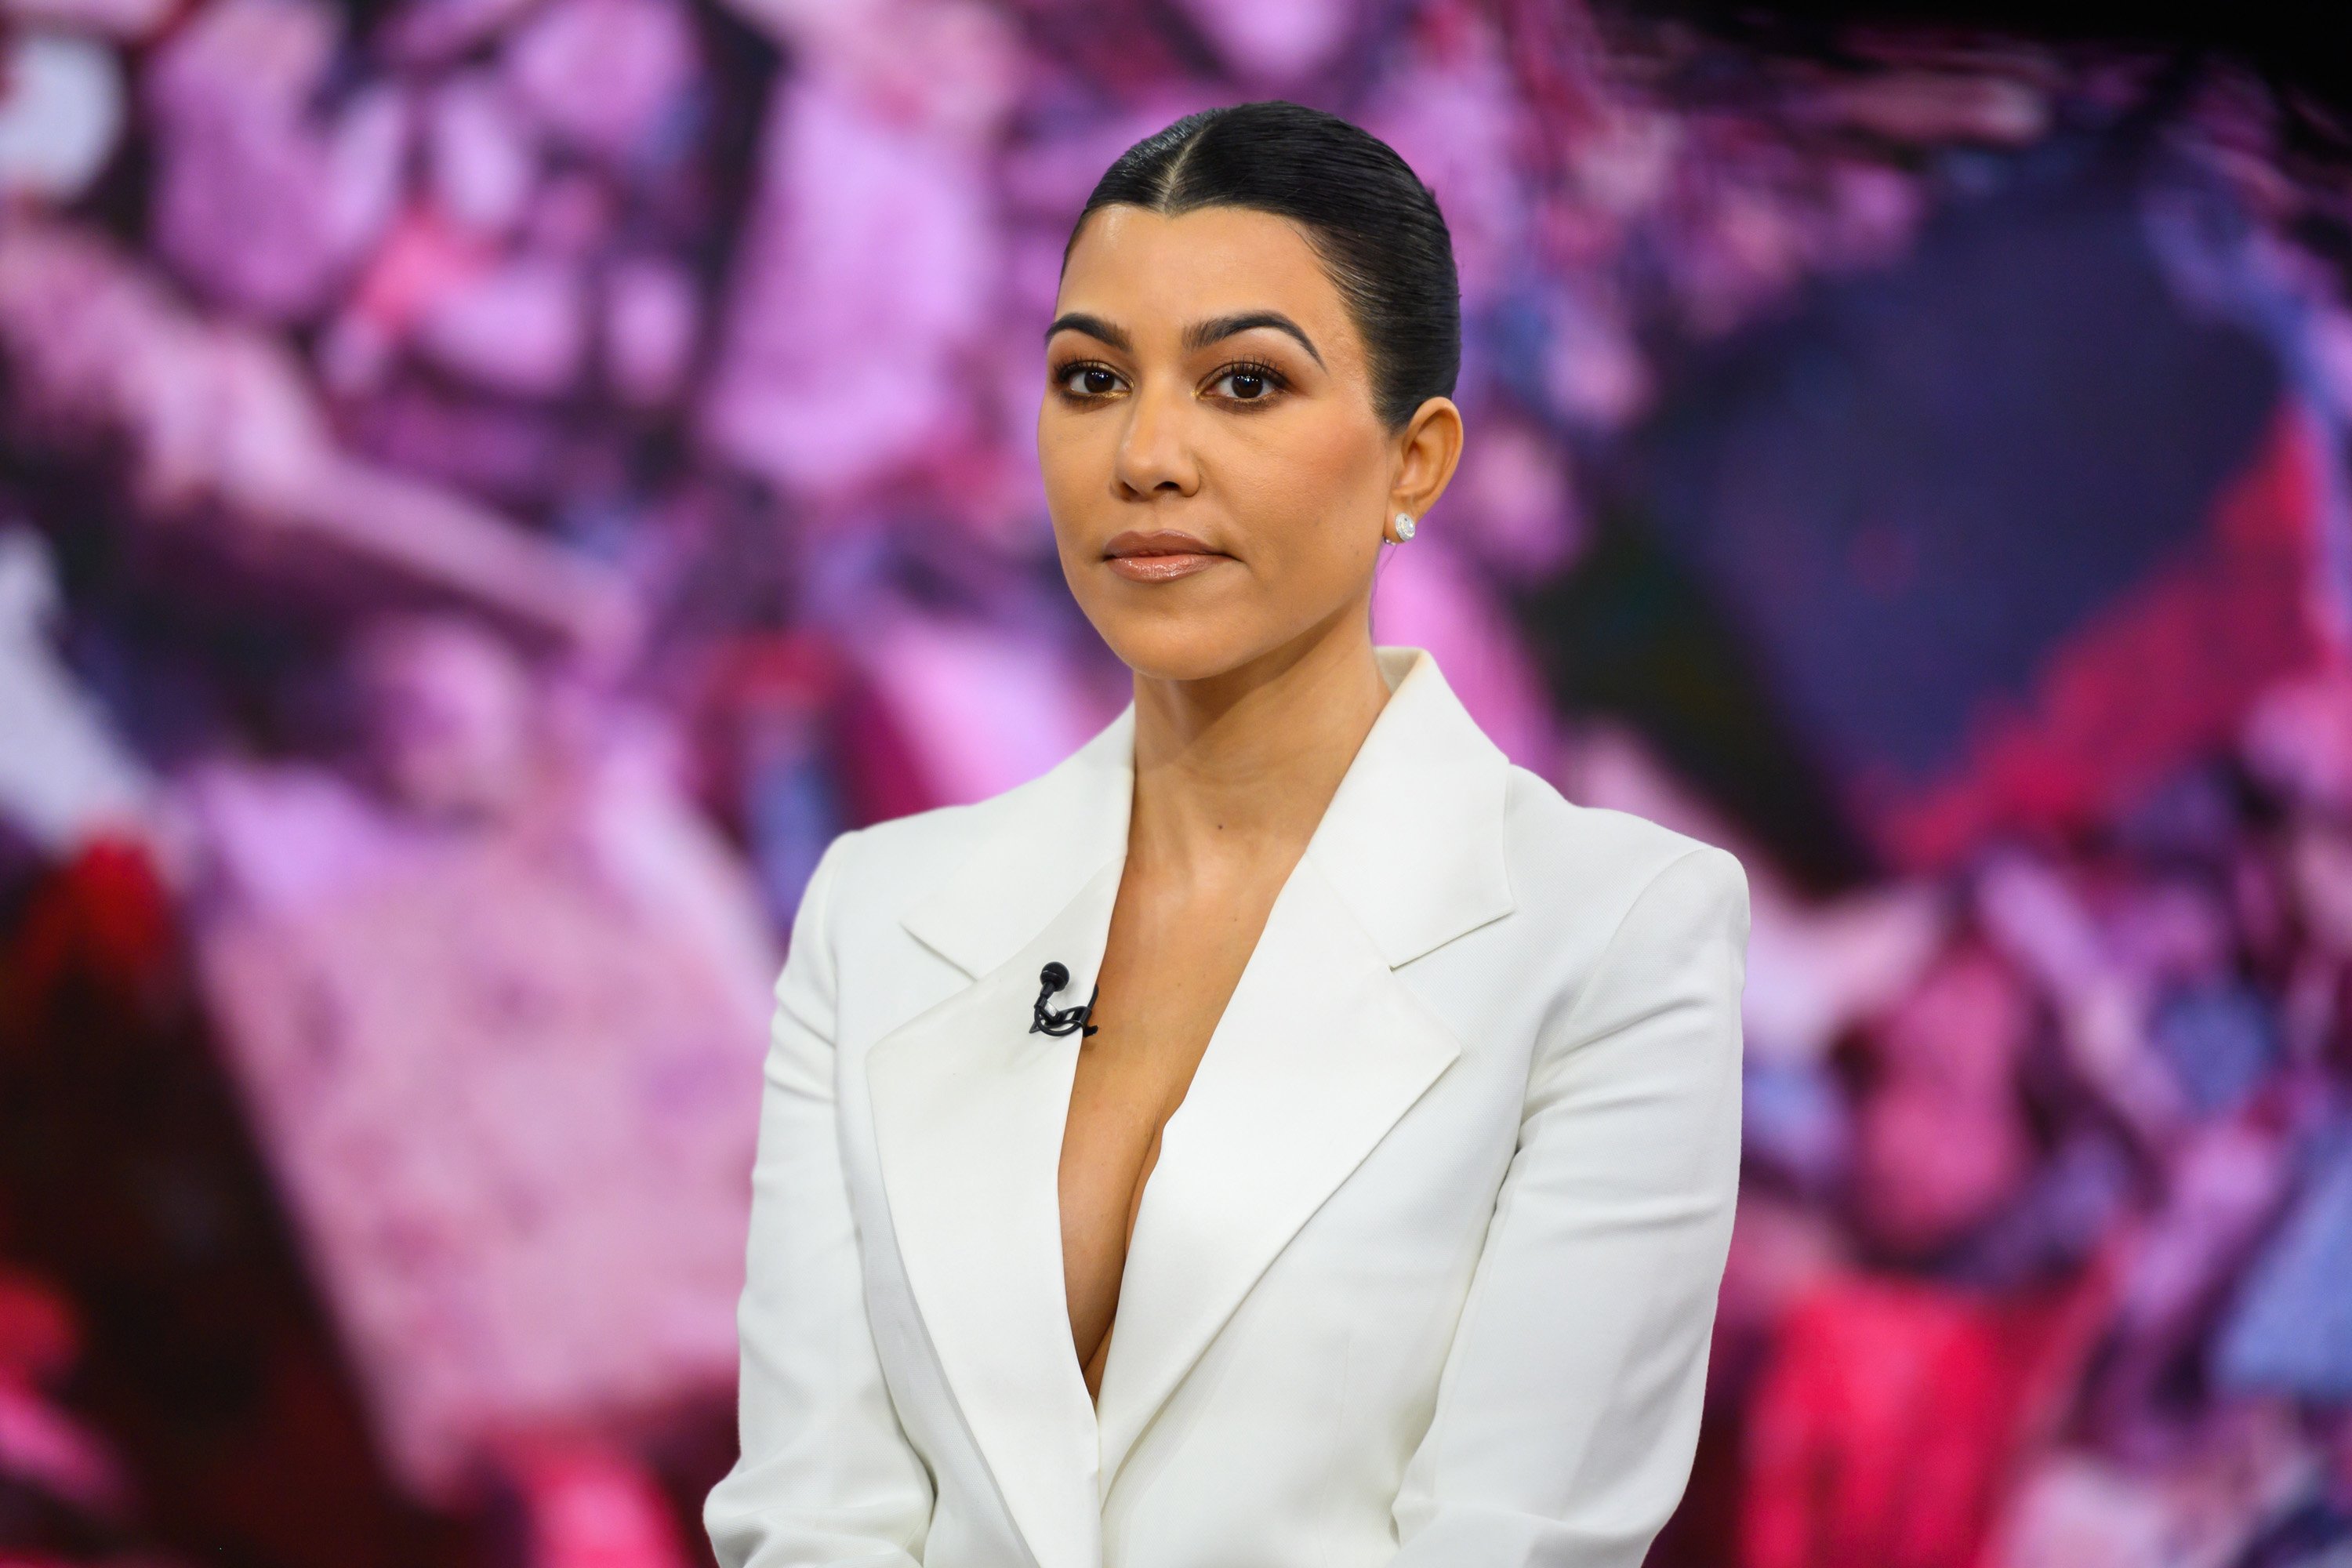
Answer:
[
  {"xmin": 1204, "ymin": 358, "xmax": 1287, "ymax": 405},
  {"xmin": 1045, "ymin": 347, "xmax": 1300, "ymax": 406},
  {"xmin": 1051, "ymin": 358, "xmax": 1126, "ymax": 400}
]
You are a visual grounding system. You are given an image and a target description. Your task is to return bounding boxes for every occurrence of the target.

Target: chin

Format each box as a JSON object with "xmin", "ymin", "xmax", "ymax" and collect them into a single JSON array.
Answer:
[
  {"xmin": 1086, "ymin": 605, "xmax": 1281, "ymax": 685},
  {"xmin": 1071, "ymin": 562, "xmax": 1368, "ymax": 686}
]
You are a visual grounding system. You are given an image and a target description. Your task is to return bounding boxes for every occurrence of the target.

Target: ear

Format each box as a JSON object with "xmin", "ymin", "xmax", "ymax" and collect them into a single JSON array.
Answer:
[{"xmin": 1389, "ymin": 397, "xmax": 1465, "ymax": 527}]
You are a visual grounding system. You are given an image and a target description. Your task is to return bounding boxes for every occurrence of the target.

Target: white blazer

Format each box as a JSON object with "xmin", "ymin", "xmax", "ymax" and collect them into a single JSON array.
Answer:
[{"xmin": 706, "ymin": 645, "xmax": 1749, "ymax": 1568}]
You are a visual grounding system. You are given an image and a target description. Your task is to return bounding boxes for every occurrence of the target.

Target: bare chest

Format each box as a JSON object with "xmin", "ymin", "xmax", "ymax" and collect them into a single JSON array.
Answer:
[{"xmin": 1055, "ymin": 865, "xmax": 1288, "ymax": 1398}]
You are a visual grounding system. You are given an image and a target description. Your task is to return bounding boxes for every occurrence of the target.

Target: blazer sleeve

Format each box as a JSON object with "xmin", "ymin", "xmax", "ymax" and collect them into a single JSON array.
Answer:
[
  {"xmin": 1388, "ymin": 843, "xmax": 1749, "ymax": 1568},
  {"xmin": 706, "ymin": 829, "xmax": 936, "ymax": 1568}
]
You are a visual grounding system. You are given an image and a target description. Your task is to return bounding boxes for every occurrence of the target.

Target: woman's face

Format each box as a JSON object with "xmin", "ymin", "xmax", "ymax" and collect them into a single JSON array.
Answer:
[{"xmin": 1038, "ymin": 204, "xmax": 1454, "ymax": 683}]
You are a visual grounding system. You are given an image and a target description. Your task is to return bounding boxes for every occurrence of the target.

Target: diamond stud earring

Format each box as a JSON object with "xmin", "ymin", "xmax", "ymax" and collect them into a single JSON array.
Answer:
[{"xmin": 1393, "ymin": 513, "xmax": 1417, "ymax": 541}]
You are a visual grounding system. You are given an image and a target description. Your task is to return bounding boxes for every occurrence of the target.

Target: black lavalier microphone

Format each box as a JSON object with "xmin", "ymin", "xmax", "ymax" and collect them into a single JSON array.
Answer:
[{"xmin": 1029, "ymin": 961, "xmax": 1100, "ymax": 1038}]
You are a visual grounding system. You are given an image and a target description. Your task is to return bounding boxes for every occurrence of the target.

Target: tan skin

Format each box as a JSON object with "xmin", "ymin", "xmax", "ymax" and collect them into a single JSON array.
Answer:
[{"xmin": 1037, "ymin": 204, "xmax": 1465, "ymax": 1401}]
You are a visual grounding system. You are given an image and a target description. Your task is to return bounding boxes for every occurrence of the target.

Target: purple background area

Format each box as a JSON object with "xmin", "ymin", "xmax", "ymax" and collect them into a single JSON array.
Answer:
[{"xmin": 3, "ymin": 2, "xmax": 2352, "ymax": 1565}]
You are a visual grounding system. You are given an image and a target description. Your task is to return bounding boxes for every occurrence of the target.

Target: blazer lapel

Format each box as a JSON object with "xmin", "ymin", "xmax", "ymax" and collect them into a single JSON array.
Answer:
[
  {"xmin": 1091, "ymin": 855, "xmax": 1464, "ymax": 1490},
  {"xmin": 1094, "ymin": 646, "xmax": 1516, "ymax": 1490},
  {"xmin": 866, "ymin": 857, "xmax": 1122, "ymax": 1568},
  {"xmin": 869, "ymin": 704, "xmax": 1135, "ymax": 1568}
]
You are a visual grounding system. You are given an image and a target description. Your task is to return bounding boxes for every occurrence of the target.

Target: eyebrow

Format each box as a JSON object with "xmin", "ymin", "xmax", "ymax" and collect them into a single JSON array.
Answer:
[{"xmin": 1044, "ymin": 310, "xmax": 1325, "ymax": 368}]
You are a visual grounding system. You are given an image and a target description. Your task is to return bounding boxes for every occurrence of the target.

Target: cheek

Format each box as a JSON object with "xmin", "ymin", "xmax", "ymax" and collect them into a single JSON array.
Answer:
[
  {"xmin": 1036, "ymin": 406, "xmax": 1108, "ymax": 556},
  {"xmin": 1036, "ymin": 403, "xmax": 1073, "ymax": 502},
  {"xmin": 1225, "ymin": 412, "xmax": 1385, "ymax": 582}
]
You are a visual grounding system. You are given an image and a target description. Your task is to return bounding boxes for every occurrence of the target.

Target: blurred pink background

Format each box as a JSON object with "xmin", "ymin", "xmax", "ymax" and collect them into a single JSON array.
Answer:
[{"xmin": 3, "ymin": 1, "xmax": 2352, "ymax": 1564}]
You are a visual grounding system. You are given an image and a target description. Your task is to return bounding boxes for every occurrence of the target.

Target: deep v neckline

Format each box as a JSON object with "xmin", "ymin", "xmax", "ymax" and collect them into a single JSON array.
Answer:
[
  {"xmin": 1059, "ymin": 655, "xmax": 1410, "ymax": 1403},
  {"xmin": 1073, "ymin": 1115, "xmax": 1164, "ymax": 1403},
  {"xmin": 1057, "ymin": 840, "xmax": 1305, "ymax": 1405},
  {"xmin": 864, "ymin": 645, "xmax": 1511, "ymax": 1568}
]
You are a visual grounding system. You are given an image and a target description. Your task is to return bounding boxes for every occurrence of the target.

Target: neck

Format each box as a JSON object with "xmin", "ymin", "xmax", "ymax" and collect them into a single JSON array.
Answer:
[{"xmin": 1126, "ymin": 608, "xmax": 1393, "ymax": 880}]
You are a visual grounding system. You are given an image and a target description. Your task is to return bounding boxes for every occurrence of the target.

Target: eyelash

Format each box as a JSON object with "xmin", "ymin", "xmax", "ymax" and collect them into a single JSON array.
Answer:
[{"xmin": 1051, "ymin": 358, "xmax": 1290, "ymax": 407}]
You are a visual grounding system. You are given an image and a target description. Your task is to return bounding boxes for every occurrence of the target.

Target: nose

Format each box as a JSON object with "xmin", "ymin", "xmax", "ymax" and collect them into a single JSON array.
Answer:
[{"xmin": 1111, "ymin": 376, "xmax": 1200, "ymax": 501}]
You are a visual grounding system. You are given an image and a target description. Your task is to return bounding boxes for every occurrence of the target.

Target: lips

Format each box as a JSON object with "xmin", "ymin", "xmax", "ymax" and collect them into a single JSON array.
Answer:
[
  {"xmin": 1102, "ymin": 528, "xmax": 1230, "ymax": 584},
  {"xmin": 1105, "ymin": 528, "xmax": 1224, "ymax": 559}
]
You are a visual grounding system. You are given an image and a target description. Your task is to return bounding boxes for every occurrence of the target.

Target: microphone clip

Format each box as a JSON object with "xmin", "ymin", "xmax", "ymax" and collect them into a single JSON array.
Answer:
[{"xmin": 1029, "ymin": 960, "xmax": 1099, "ymax": 1038}]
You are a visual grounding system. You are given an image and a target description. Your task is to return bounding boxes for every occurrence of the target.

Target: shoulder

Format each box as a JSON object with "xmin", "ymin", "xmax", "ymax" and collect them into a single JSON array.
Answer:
[
  {"xmin": 1499, "ymin": 763, "xmax": 1750, "ymax": 940},
  {"xmin": 798, "ymin": 755, "xmax": 1083, "ymax": 934},
  {"xmin": 801, "ymin": 795, "xmax": 994, "ymax": 923},
  {"xmin": 1496, "ymin": 768, "xmax": 1749, "ymax": 1079}
]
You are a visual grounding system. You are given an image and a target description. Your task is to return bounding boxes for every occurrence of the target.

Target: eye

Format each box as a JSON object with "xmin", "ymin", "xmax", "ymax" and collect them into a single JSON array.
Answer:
[
  {"xmin": 1208, "ymin": 361, "xmax": 1284, "ymax": 405},
  {"xmin": 1054, "ymin": 361, "xmax": 1124, "ymax": 399}
]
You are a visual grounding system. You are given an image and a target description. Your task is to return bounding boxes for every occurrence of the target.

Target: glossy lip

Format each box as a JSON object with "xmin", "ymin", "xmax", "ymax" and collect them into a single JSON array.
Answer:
[{"xmin": 1102, "ymin": 528, "xmax": 1231, "ymax": 583}]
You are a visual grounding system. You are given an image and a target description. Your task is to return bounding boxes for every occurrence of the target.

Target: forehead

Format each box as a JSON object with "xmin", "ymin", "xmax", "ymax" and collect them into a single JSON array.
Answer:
[{"xmin": 1058, "ymin": 205, "xmax": 1359, "ymax": 350}]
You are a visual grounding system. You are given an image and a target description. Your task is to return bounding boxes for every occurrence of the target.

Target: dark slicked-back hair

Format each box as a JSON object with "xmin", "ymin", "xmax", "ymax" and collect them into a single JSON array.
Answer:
[{"xmin": 1068, "ymin": 100, "xmax": 1461, "ymax": 432}]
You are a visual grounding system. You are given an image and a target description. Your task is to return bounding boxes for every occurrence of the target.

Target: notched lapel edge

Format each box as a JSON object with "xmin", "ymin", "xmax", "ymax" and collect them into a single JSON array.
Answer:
[
  {"xmin": 1310, "ymin": 647, "xmax": 1516, "ymax": 967},
  {"xmin": 898, "ymin": 706, "xmax": 1134, "ymax": 982}
]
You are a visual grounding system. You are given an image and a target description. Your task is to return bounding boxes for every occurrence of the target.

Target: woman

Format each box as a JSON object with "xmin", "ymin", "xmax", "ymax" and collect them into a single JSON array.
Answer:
[{"xmin": 706, "ymin": 101, "xmax": 1748, "ymax": 1568}]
